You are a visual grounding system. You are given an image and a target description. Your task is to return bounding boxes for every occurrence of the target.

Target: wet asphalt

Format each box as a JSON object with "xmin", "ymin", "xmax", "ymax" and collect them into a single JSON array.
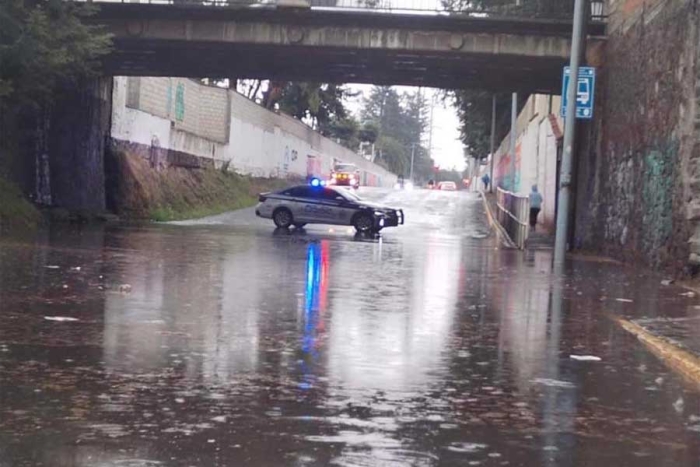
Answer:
[{"xmin": 1, "ymin": 188, "xmax": 700, "ymax": 466}]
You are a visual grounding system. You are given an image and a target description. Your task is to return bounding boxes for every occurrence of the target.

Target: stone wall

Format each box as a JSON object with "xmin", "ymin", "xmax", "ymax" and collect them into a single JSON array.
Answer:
[{"xmin": 574, "ymin": 0, "xmax": 698, "ymax": 272}]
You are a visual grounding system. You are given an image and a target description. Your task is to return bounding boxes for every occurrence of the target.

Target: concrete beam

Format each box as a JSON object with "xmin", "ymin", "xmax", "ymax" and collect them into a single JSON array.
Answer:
[
  {"xmin": 103, "ymin": 19, "xmax": 572, "ymax": 60},
  {"xmin": 93, "ymin": 4, "xmax": 606, "ymax": 92}
]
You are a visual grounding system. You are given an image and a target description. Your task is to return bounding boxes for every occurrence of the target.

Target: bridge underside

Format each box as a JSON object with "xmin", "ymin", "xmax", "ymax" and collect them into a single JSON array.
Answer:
[
  {"xmin": 95, "ymin": 5, "xmax": 605, "ymax": 93},
  {"xmin": 107, "ymin": 40, "xmax": 565, "ymax": 92}
]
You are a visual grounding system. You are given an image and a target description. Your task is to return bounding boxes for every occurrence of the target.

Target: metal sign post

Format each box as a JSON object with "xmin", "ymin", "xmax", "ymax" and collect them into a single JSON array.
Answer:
[{"xmin": 554, "ymin": 0, "xmax": 587, "ymax": 266}]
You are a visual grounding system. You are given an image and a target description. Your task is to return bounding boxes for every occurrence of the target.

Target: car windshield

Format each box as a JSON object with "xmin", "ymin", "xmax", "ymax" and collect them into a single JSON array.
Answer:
[{"xmin": 334, "ymin": 164, "xmax": 356, "ymax": 172}]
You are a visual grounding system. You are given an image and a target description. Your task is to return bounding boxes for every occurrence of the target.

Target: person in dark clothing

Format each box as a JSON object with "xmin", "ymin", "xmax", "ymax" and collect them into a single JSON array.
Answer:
[
  {"xmin": 481, "ymin": 173, "xmax": 490, "ymax": 191},
  {"xmin": 529, "ymin": 185, "xmax": 543, "ymax": 230}
]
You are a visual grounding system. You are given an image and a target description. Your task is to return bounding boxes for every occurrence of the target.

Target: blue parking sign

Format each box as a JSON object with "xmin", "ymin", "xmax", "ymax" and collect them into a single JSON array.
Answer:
[{"xmin": 561, "ymin": 66, "xmax": 596, "ymax": 119}]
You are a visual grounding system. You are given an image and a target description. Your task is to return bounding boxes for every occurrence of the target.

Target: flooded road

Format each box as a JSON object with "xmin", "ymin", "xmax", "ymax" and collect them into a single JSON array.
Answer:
[{"xmin": 1, "ymin": 188, "xmax": 700, "ymax": 466}]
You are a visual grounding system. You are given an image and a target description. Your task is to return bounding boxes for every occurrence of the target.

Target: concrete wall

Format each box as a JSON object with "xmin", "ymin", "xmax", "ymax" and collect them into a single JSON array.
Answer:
[
  {"xmin": 112, "ymin": 77, "xmax": 396, "ymax": 187},
  {"xmin": 489, "ymin": 94, "xmax": 562, "ymax": 231},
  {"xmin": 574, "ymin": 0, "xmax": 698, "ymax": 271}
]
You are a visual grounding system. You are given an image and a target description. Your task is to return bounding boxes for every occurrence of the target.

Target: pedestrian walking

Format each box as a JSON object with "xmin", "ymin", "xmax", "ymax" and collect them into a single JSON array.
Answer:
[
  {"xmin": 481, "ymin": 173, "xmax": 490, "ymax": 191},
  {"xmin": 529, "ymin": 185, "xmax": 543, "ymax": 231}
]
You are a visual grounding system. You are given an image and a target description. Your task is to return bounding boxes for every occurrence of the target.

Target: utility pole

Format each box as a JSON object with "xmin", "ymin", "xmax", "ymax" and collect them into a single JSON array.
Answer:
[
  {"xmin": 554, "ymin": 0, "xmax": 586, "ymax": 265},
  {"xmin": 409, "ymin": 143, "xmax": 416, "ymax": 181},
  {"xmin": 428, "ymin": 94, "xmax": 435, "ymax": 163},
  {"xmin": 489, "ymin": 94, "xmax": 496, "ymax": 193},
  {"xmin": 509, "ymin": 93, "xmax": 517, "ymax": 192}
]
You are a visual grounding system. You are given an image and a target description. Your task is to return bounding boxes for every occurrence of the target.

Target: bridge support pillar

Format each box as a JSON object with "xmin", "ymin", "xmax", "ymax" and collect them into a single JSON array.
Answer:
[{"xmin": 47, "ymin": 77, "xmax": 112, "ymax": 212}]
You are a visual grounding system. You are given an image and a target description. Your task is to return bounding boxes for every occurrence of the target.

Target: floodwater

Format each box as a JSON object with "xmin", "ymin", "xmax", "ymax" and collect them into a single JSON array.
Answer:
[{"xmin": 1, "ymin": 188, "xmax": 700, "ymax": 466}]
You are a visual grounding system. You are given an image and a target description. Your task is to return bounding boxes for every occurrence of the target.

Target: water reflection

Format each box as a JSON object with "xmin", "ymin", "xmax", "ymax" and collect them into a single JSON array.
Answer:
[
  {"xmin": 2, "ymin": 192, "xmax": 700, "ymax": 466},
  {"xmin": 300, "ymin": 241, "xmax": 329, "ymax": 386},
  {"xmin": 326, "ymin": 232, "xmax": 462, "ymax": 392}
]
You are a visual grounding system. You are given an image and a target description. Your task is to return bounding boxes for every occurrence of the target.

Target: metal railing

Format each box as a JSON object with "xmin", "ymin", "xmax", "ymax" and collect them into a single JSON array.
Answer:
[
  {"xmin": 86, "ymin": 0, "xmax": 607, "ymax": 21},
  {"xmin": 496, "ymin": 187, "xmax": 530, "ymax": 249}
]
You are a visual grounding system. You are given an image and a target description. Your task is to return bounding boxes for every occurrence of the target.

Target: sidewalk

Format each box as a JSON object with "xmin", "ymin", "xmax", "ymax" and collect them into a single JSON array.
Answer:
[
  {"xmin": 481, "ymin": 191, "xmax": 554, "ymax": 250},
  {"xmin": 482, "ymin": 189, "xmax": 700, "ymax": 390}
]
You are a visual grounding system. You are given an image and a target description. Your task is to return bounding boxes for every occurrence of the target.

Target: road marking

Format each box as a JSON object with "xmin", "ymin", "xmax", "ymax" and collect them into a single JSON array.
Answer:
[{"xmin": 616, "ymin": 317, "xmax": 700, "ymax": 392}]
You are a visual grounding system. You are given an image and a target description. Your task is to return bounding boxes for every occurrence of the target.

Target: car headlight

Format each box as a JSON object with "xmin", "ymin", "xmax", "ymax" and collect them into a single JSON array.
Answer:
[
  {"xmin": 405, "ymin": 181, "xmax": 413, "ymax": 190},
  {"xmin": 394, "ymin": 183, "xmax": 401, "ymax": 190}
]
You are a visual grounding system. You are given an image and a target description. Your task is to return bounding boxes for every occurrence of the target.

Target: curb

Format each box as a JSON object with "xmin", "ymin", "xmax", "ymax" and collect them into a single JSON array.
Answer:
[
  {"xmin": 479, "ymin": 191, "xmax": 517, "ymax": 249},
  {"xmin": 616, "ymin": 317, "xmax": 700, "ymax": 391}
]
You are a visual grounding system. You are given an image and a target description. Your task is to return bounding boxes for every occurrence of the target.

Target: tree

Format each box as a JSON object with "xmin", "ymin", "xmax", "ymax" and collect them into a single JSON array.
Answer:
[
  {"xmin": 358, "ymin": 122, "xmax": 379, "ymax": 145},
  {"xmin": 326, "ymin": 116, "xmax": 360, "ymax": 150},
  {"xmin": 361, "ymin": 86, "xmax": 433, "ymax": 180},
  {"xmin": 453, "ymin": 90, "xmax": 493, "ymax": 161},
  {"xmin": 0, "ymin": 0, "xmax": 112, "ymax": 110},
  {"xmin": 441, "ymin": 0, "xmax": 574, "ymax": 18}
]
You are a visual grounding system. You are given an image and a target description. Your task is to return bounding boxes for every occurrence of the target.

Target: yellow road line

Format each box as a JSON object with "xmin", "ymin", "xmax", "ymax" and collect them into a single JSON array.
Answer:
[{"xmin": 616, "ymin": 317, "xmax": 700, "ymax": 391}]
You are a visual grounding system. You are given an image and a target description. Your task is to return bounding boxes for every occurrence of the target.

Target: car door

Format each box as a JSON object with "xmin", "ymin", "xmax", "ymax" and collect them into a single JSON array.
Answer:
[
  {"xmin": 316, "ymin": 188, "xmax": 350, "ymax": 225},
  {"xmin": 330, "ymin": 190, "xmax": 360, "ymax": 225},
  {"xmin": 281, "ymin": 186, "xmax": 314, "ymax": 223}
]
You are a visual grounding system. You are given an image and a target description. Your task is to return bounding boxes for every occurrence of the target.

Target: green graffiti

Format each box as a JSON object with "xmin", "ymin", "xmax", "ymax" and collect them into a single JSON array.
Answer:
[
  {"xmin": 175, "ymin": 83, "xmax": 185, "ymax": 122},
  {"xmin": 166, "ymin": 81, "xmax": 173, "ymax": 117},
  {"xmin": 642, "ymin": 140, "xmax": 678, "ymax": 253}
]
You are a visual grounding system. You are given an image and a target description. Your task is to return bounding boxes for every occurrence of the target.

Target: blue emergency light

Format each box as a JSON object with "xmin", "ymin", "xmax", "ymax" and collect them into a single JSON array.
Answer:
[{"xmin": 310, "ymin": 178, "xmax": 322, "ymax": 187}]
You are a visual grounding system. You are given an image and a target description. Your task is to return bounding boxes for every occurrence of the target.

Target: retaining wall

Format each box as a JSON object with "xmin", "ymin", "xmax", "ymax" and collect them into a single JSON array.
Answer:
[{"xmin": 111, "ymin": 77, "xmax": 397, "ymax": 188}]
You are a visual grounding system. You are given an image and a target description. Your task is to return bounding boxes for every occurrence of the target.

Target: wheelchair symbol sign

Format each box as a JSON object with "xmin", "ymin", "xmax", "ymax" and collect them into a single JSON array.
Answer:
[{"xmin": 561, "ymin": 67, "xmax": 596, "ymax": 120}]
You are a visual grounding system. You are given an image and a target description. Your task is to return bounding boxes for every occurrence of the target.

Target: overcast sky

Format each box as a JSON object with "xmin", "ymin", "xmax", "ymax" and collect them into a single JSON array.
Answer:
[{"xmin": 345, "ymin": 85, "xmax": 466, "ymax": 171}]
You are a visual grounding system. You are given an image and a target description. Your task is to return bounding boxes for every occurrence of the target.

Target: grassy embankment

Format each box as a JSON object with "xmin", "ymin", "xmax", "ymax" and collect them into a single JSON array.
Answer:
[
  {"xmin": 0, "ymin": 176, "xmax": 41, "ymax": 231},
  {"xmin": 110, "ymin": 150, "xmax": 293, "ymax": 222}
]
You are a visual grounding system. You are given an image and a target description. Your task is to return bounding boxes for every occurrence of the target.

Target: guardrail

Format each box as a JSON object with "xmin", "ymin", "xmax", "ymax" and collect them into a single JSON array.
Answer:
[
  {"xmin": 83, "ymin": 0, "xmax": 607, "ymax": 21},
  {"xmin": 496, "ymin": 187, "xmax": 530, "ymax": 249}
]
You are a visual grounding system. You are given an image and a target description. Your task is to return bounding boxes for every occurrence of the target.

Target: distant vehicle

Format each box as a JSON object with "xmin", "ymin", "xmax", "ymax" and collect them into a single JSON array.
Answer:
[
  {"xmin": 256, "ymin": 182, "xmax": 404, "ymax": 233},
  {"xmin": 438, "ymin": 181, "xmax": 457, "ymax": 191},
  {"xmin": 329, "ymin": 163, "xmax": 360, "ymax": 189}
]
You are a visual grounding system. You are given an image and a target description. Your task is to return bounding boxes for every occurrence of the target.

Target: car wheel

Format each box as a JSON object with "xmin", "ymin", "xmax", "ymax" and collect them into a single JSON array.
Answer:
[
  {"xmin": 353, "ymin": 212, "xmax": 374, "ymax": 233},
  {"xmin": 293, "ymin": 223, "xmax": 306, "ymax": 229},
  {"xmin": 273, "ymin": 208, "xmax": 293, "ymax": 228}
]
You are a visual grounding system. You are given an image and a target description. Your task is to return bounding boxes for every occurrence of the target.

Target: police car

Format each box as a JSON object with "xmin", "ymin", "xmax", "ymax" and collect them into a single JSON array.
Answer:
[{"xmin": 256, "ymin": 181, "xmax": 404, "ymax": 233}]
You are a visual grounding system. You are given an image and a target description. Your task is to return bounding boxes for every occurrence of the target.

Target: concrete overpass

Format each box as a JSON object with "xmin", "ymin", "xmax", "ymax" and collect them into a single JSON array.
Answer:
[{"xmin": 93, "ymin": 3, "xmax": 606, "ymax": 93}]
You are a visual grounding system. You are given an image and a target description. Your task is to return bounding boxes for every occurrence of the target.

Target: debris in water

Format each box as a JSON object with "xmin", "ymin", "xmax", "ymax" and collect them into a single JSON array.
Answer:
[
  {"xmin": 44, "ymin": 316, "xmax": 79, "ymax": 322},
  {"xmin": 532, "ymin": 378, "xmax": 575, "ymax": 389},
  {"xmin": 45, "ymin": 265, "xmax": 60, "ymax": 269},
  {"xmin": 119, "ymin": 284, "xmax": 132, "ymax": 294},
  {"xmin": 680, "ymin": 291, "xmax": 696, "ymax": 297},
  {"xmin": 673, "ymin": 397, "xmax": 685, "ymax": 413},
  {"xmin": 570, "ymin": 355, "xmax": 602, "ymax": 362},
  {"xmin": 661, "ymin": 279, "xmax": 674, "ymax": 286},
  {"xmin": 447, "ymin": 442, "xmax": 488, "ymax": 453},
  {"xmin": 615, "ymin": 298, "xmax": 633, "ymax": 303}
]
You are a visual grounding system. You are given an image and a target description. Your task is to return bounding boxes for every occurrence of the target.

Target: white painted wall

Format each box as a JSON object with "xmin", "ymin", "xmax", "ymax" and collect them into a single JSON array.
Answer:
[
  {"xmin": 481, "ymin": 94, "xmax": 561, "ymax": 231},
  {"xmin": 111, "ymin": 77, "xmax": 397, "ymax": 187}
]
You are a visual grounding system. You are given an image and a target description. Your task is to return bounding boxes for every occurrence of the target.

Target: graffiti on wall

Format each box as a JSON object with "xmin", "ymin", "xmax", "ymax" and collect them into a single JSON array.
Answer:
[
  {"xmin": 642, "ymin": 140, "xmax": 678, "ymax": 253},
  {"xmin": 175, "ymin": 83, "xmax": 185, "ymax": 122},
  {"xmin": 282, "ymin": 146, "xmax": 299, "ymax": 176}
]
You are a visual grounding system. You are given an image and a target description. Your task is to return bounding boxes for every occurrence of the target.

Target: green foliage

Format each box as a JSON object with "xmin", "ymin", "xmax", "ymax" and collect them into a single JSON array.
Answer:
[
  {"xmin": 0, "ymin": 175, "xmax": 40, "ymax": 230},
  {"xmin": 0, "ymin": 0, "xmax": 112, "ymax": 110},
  {"xmin": 441, "ymin": 0, "xmax": 574, "ymax": 17},
  {"xmin": 453, "ymin": 89, "xmax": 493, "ymax": 160},
  {"xmin": 361, "ymin": 86, "xmax": 432, "ymax": 179},
  {"xmin": 276, "ymin": 83, "xmax": 354, "ymax": 133},
  {"xmin": 358, "ymin": 121, "xmax": 379, "ymax": 144}
]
